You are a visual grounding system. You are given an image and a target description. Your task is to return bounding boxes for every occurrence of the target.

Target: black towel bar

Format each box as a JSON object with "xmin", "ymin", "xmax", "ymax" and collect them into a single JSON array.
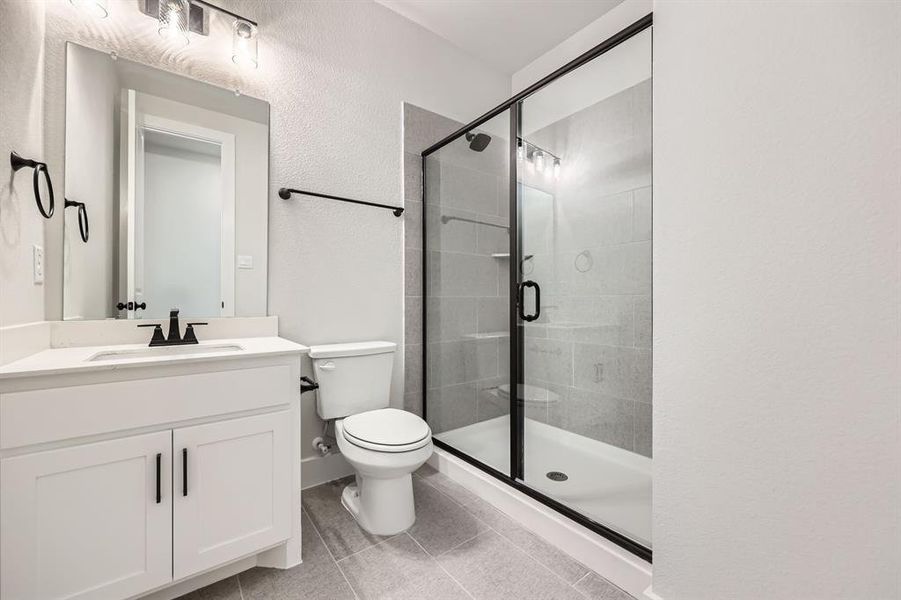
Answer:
[{"xmin": 279, "ymin": 187, "xmax": 404, "ymax": 217}]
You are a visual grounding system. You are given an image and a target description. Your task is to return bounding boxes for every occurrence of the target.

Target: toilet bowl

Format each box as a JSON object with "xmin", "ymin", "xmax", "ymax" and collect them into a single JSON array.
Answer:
[
  {"xmin": 309, "ymin": 341, "xmax": 433, "ymax": 535},
  {"xmin": 335, "ymin": 409, "xmax": 433, "ymax": 535}
]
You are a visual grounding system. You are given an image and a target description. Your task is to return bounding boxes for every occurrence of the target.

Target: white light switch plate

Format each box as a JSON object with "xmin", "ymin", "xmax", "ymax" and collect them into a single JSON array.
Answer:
[
  {"xmin": 237, "ymin": 255, "xmax": 253, "ymax": 269},
  {"xmin": 32, "ymin": 245, "xmax": 44, "ymax": 284}
]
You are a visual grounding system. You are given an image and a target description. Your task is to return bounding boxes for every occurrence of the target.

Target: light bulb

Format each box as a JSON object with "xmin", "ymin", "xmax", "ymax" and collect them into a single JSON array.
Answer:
[
  {"xmin": 159, "ymin": 0, "xmax": 190, "ymax": 47},
  {"xmin": 535, "ymin": 151, "xmax": 546, "ymax": 173},
  {"xmin": 553, "ymin": 159, "xmax": 561, "ymax": 180},
  {"xmin": 69, "ymin": 0, "xmax": 109, "ymax": 18},
  {"xmin": 232, "ymin": 19, "xmax": 259, "ymax": 69},
  {"xmin": 517, "ymin": 140, "xmax": 524, "ymax": 161}
]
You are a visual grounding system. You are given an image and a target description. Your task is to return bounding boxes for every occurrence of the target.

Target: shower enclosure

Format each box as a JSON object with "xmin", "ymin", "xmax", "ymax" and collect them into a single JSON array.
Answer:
[{"xmin": 421, "ymin": 15, "xmax": 653, "ymax": 560}]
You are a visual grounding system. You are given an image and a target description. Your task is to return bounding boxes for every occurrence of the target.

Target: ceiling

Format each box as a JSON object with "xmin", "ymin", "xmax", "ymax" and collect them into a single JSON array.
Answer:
[{"xmin": 376, "ymin": 0, "xmax": 624, "ymax": 75}]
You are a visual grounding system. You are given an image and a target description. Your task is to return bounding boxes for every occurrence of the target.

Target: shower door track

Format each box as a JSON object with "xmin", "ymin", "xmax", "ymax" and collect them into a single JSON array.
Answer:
[{"xmin": 421, "ymin": 13, "xmax": 653, "ymax": 564}]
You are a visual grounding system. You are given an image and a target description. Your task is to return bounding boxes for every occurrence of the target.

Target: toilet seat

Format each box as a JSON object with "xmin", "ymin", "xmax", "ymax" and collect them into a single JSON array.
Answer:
[{"xmin": 341, "ymin": 408, "xmax": 431, "ymax": 453}]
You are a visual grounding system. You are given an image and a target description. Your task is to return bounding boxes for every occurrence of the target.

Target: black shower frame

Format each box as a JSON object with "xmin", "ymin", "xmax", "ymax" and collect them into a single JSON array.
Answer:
[{"xmin": 420, "ymin": 13, "xmax": 653, "ymax": 563}]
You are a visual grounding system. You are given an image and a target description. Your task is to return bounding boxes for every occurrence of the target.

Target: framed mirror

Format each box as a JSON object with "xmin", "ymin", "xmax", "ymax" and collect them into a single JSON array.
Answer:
[{"xmin": 63, "ymin": 42, "xmax": 269, "ymax": 320}]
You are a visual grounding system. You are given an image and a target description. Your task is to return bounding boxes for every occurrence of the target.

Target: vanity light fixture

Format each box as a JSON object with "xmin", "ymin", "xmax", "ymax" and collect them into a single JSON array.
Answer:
[
  {"xmin": 553, "ymin": 158, "xmax": 561, "ymax": 180},
  {"xmin": 534, "ymin": 150, "xmax": 546, "ymax": 173},
  {"xmin": 141, "ymin": 0, "xmax": 259, "ymax": 67},
  {"xmin": 158, "ymin": 0, "xmax": 191, "ymax": 47},
  {"xmin": 232, "ymin": 19, "xmax": 258, "ymax": 69},
  {"xmin": 69, "ymin": 0, "xmax": 109, "ymax": 19}
]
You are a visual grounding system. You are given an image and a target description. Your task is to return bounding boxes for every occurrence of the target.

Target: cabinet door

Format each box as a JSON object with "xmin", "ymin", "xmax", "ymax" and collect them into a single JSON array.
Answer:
[
  {"xmin": 1, "ymin": 431, "xmax": 172, "ymax": 600},
  {"xmin": 173, "ymin": 411, "xmax": 291, "ymax": 579}
]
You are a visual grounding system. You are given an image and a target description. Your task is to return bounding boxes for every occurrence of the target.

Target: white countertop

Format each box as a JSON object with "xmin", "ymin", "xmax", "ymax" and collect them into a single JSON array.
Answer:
[{"xmin": 0, "ymin": 336, "xmax": 309, "ymax": 380}]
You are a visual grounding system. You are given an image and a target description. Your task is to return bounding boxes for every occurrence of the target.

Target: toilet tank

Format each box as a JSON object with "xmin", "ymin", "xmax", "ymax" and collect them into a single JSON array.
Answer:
[{"xmin": 309, "ymin": 341, "xmax": 396, "ymax": 420}]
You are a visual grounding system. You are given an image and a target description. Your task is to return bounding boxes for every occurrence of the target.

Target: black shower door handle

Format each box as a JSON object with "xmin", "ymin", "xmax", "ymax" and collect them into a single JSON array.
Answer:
[{"xmin": 519, "ymin": 280, "xmax": 541, "ymax": 322}]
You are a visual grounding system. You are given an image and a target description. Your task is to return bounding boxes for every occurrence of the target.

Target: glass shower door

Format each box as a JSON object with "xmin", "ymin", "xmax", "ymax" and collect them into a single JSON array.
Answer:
[{"xmin": 515, "ymin": 27, "xmax": 653, "ymax": 549}]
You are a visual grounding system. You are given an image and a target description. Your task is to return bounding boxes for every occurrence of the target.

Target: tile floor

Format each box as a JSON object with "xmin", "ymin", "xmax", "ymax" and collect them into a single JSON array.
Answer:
[{"xmin": 179, "ymin": 465, "xmax": 636, "ymax": 600}]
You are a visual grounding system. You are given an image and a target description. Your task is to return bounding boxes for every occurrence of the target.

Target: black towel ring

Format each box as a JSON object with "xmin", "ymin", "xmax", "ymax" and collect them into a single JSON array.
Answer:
[
  {"xmin": 65, "ymin": 199, "xmax": 89, "ymax": 243},
  {"xmin": 10, "ymin": 151, "xmax": 54, "ymax": 219}
]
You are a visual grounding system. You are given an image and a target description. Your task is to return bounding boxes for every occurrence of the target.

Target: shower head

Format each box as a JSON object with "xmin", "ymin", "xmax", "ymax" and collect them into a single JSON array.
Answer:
[{"xmin": 465, "ymin": 132, "xmax": 491, "ymax": 152}]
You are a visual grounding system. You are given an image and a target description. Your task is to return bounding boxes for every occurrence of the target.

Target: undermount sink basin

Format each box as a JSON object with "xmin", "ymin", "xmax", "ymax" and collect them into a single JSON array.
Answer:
[{"xmin": 88, "ymin": 344, "xmax": 244, "ymax": 362}]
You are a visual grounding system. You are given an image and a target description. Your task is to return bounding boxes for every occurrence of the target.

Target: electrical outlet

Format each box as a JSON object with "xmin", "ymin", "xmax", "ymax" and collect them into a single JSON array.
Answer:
[{"xmin": 32, "ymin": 245, "xmax": 44, "ymax": 284}]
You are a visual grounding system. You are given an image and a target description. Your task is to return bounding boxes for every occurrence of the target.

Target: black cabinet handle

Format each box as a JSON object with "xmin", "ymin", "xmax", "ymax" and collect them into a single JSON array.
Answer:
[
  {"xmin": 182, "ymin": 448, "xmax": 188, "ymax": 497},
  {"xmin": 155, "ymin": 453, "xmax": 161, "ymax": 504},
  {"xmin": 518, "ymin": 280, "xmax": 541, "ymax": 322}
]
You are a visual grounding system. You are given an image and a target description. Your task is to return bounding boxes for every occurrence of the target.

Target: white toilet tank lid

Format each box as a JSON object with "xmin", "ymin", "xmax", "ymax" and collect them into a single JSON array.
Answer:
[
  {"xmin": 342, "ymin": 408, "xmax": 430, "ymax": 447},
  {"xmin": 309, "ymin": 341, "xmax": 396, "ymax": 359}
]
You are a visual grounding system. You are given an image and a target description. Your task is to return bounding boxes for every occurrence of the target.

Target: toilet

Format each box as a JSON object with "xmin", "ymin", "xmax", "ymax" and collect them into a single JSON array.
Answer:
[{"xmin": 309, "ymin": 341, "xmax": 433, "ymax": 535}]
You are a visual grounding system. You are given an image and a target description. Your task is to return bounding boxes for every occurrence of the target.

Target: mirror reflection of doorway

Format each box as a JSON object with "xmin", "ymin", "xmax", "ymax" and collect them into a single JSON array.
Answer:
[
  {"xmin": 139, "ymin": 130, "xmax": 228, "ymax": 319},
  {"xmin": 123, "ymin": 90, "xmax": 236, "ymax": 320}
]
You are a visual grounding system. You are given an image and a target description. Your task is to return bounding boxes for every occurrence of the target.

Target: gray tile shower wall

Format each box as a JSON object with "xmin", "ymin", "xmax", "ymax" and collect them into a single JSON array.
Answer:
[
  {"xmin": 403, "ymin": 104, "xmax": 510, "ymax": 434},
  {"xmin": 524, "ymin": 79, "xmax": 652, "ymax": 457},
  {"xmin": 403, "ymin": 104, "xmax": 460, "ymax": 419}
]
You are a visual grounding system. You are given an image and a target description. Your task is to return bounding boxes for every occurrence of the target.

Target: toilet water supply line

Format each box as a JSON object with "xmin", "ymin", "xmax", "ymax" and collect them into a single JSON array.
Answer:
[
  {"xmin": 300, "ymin": 376, "xmax": 334, "ymax": 456},
  {"xmin": 313, "ymin": 420, "xmax": 333, "ymax": 456}
]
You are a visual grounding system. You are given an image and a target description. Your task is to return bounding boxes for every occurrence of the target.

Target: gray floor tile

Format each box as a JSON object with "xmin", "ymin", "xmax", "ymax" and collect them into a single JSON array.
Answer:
[
  {"xmin": 176, "ymin": 576, "xmax": 241, "ymax": 600},
  {"xmin": 573, "ymin": 572, "xmax": 636, "ymax": 600},
  {"xmin": 415, "ymin": 463, "xmax": 480, "ymax": 506},
  {"xmin": 238, "ymin": 511, "xmax": 355, "ymax": 600},
  {"xmin": 302, "ymin": 476, "xmax": 389, "ymax": 560},
  {"xmin": 407, "ymin": 476, "xmax": 488, "ymax": 556},
  {"xmin": 337, "ymin": 533, "xmax": 469, "ymax": 599},
  {"xmin": 438, "ymin": 530, "xmax": 584, "ymax": 600},
  {"xmin": 463, "ymin": 498, "xmax": 590, "ymax": 584}
]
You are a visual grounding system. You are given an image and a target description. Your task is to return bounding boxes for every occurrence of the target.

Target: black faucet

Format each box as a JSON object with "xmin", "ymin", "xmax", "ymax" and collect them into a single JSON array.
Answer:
[
  {"xmin": 137, "ymin": 308, "xmax": 207, "ymax": 347},
  {"xmin": 166, "ymin": 308, "xmax": 182, "ymax": 343}
]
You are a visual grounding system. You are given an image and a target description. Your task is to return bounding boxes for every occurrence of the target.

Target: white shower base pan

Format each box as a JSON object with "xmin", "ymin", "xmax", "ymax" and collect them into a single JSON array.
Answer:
[{"xmin": 436, "ymin": 415, "xmax": 652, "ymax": 548}]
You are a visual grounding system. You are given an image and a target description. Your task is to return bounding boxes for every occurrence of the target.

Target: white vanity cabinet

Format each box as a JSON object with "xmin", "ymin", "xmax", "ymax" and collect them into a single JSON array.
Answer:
[
  {"xmin": 173, "ymin": 411, "xmax": 291, "ymax": 579},
  {"xmin": 1, "ymin": 431, "xmax": 174, "ymax": 600},
  {"xmin": 0, "ymin": 338, "xmax": 305, "ymax": 600}
]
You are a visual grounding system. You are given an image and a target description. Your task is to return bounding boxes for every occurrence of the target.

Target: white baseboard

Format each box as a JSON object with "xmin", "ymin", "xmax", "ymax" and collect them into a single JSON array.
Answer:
[
  {"xmin": 301, "ymin": 451, "xmax": 353, "ymax": 489},
  {"xmin": 643, "ymin": 586, "xmax": 666, "ymax": 600},
  {"xmin": 429, "ymin": 448, "xmax": 654, "ymax": 600}
]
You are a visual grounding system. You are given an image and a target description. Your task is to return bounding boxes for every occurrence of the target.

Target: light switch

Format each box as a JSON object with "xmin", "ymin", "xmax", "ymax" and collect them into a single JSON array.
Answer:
[
  {"xmin": 32, "ymin": 245, "xmax": 44, "ymax": 284},
  {"xmin": 237, "ymin": 255, "xmax": 253, "ymax": 270}
]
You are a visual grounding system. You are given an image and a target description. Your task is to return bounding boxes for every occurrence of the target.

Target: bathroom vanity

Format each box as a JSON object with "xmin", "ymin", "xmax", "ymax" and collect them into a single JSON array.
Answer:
[{"xmin": 0, "ymin": 336, "xmax": 307, "ymax": 599}]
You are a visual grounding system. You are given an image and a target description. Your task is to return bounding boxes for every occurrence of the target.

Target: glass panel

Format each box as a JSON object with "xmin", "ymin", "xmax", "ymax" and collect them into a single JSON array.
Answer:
[
  {"xmin": 518, "ymin": 29, "xmax": 652, "ymax": 548},
  {"xmin": 424, "ymin": 110, "xmax": 511, "ymax": 474}
]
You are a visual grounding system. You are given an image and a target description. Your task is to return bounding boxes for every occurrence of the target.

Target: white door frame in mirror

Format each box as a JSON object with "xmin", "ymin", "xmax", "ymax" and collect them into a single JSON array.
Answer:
[{"xmin": 122, "ymin": 90, "xmax": 236, "ymax": 319}]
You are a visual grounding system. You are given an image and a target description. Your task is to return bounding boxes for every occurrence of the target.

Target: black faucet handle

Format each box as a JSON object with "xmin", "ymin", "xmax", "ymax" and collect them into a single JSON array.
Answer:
[
  {"xmin": 137, "ymin": 323, "xmax": 166, "ymax": 346},
  {"xmin": 183, "ymin": 322, "xmax": 208, "ymax": 344}
]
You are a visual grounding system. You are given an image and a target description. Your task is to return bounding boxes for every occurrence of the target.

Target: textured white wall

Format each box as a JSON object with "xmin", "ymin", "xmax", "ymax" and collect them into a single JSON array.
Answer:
[
  {"xmin": 0, "ymin": 0, "xmax": 46, "ymax": 327},
  {"xmin": 38, "ymin": 0, "xmax": 508, "ymax": 459},
  {"xmin": 653, "ymin": 3, "xmax": 901, "ymax": 599}
]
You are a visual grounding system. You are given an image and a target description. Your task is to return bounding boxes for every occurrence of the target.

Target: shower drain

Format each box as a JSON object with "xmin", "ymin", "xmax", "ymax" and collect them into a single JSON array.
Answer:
[{"xmin": 546, "ymin": 471, "xmax": 568, "ymax": 482}]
